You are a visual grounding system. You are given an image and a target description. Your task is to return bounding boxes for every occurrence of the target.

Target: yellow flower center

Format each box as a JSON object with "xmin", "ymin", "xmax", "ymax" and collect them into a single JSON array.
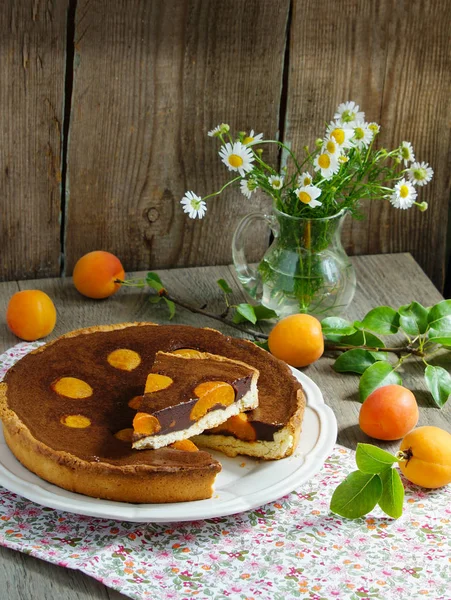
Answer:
[
  {"xmin": 331, "ymin": 129, "xmax": 345, "ymax": 145},
  {"xmin": 413, "ymin": 168, "xmax": 426, "ymax": 180},
  {"xmin": 303, "ymin": 177, "xmax": 312, "ymax": 185},
  {"xmin": 401, "ymin": 146, "xmax": 410, "ymax": 159},
  {"xmin": 326, "ymin": 140, "xmax": 337, "ymax": 154},
  {"xmin": 243, "ymin": 136, "xmax": 254, "ymax": 145},
  {"xmin": 400, "ymin": 185, "xmax": 409, "ymax": 198},
  {"xmin": 355, "ymin": 127, "xmax": 364, "ymax": 140},
  {"xmin": 229, "ymin": 154, "xmax": 244, "ymax": 168},
  {"xmin": 272, "ymin": 179, "xmax": 281, "ymax": 187},
  {"xmin": 318, "ymin": 154, "xmax": 330, "ymax": 169},
  {"xmin": 369, "ymin": 123, "xmax": 379, "ymax": 133},
  {"xmin": 341, "ymin": 110, "xmax": 355, "ymax": 123},
  {"xmin": 298, "ymin": 191, "xmax": 312, "ymax": 204}
]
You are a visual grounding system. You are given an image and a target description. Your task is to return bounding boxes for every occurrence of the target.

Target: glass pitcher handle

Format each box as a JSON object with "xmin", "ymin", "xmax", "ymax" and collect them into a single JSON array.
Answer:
[{"xmin": 231, "ymin": 212, "xmax": 278, "ymax": 301}]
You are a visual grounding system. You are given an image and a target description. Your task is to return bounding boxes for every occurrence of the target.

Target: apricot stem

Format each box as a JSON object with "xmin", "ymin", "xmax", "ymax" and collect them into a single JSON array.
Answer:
[{"xmin": 396, "ymin": 448, "xmax": 413, "ymax": 464}]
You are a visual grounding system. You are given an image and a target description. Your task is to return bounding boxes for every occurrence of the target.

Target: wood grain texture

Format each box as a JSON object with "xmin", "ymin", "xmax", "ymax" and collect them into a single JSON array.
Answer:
[
  {"xmin": 0, "ymin": 255, "xmax": 450, "ymax": 596},
  {"xmin": 284, "ymin": 0, "xmax": 451, "ymax": 291},
  {"xmin": 64, "ymin": 0, "xmax": 289, "ymax": 274},
  {"xmin": 0, "ymin": 0, "xmax": 67, "ymax": 280}
]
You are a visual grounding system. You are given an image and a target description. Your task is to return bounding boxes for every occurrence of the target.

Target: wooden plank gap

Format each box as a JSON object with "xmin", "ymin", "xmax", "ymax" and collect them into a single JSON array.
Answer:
[
  {"xmin": 59, "ymin": 0, "xmax": 78, "ymax": 276},
  {"xmin": 277, "ymin": 0, "xmax": 293, "ymax": 171}
]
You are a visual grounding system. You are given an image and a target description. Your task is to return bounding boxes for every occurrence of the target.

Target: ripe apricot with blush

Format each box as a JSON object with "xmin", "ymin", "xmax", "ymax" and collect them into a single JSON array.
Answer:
[
  {"xmin": 359, "ymin": 384, "xmax": 419, "ymax": 441},
  {"xmin": 398, "ymin": 426, "xmax": 451, "ymax": 488},
  {"xmin": 6, "ymin": 290, "xmax": 57, "ymax": 341},
  {"xmin": 268, "ymin": 314, "xmax": 324, "ymax": 367},
  {"xmin": 73, "ymin": 251, "xmax": 125, "ymax": 299}
]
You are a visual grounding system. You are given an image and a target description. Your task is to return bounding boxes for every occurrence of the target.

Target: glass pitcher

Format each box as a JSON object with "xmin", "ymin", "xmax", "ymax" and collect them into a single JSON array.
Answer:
[{"xmin": 232, "ymin": 205, "xmax": 356, "ymax": 318}]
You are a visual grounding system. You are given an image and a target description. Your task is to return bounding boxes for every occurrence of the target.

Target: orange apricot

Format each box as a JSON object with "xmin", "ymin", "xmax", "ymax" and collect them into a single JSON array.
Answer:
[
  {"xmin": 268, "ymin": 314, "xmax": 324, "ymax": 367},
  {"xmin": 209, "ymin": 413, "xmax": 257, "ymax": 441},
  {"xmin": 52, "ymin": 376, "xmax": 93, "ymax": 399},
  {"xmin": 133, "ymin": 412, "xmax": 161, "ymax": 435},
  {"xmin": 61, "ymin": 414, "xmax": 91, "ymax": 428},
  {"xmin": 145, "ymin": 373, "xmax": 173, "ymax": 393},
  {"xmin": 398, "ymin": 426, "xmax": 451, "ymax": 488},
  {"xmin": 72, "ymin": 251, "xmax": 125, "ymax": 299},
  {"xmin": 359, "ymin": 385, "xmax": 419, "ymax": 441},
  {"xmin": 107, "ymin": 349, "xmax": 141, "ymax": 371},
  {"xmin": 6, "ymin": 290, "xmax": 57, "ymax": 341},
  {"xmin": 172, "ymin": 349, "xmax": 204, "ymax": 358},
  {"xmin": 128, "ymin": 396, "xmax": 143, "ymax": 409},
  {"xmin": 170, "ymin": 440, "xmax": 199, "ymax": 452},
  {"xmin": 114, "ymin": 428, "xmax": 134, "ymax": 442},
  {"xmin": 191, "ymin": 381, "xmax": 235, "ymax": 421}
]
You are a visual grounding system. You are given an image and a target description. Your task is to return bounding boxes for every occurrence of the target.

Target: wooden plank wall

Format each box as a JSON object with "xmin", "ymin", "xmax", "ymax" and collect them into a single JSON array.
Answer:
[
  {"xmin": 1, "ymin": 0, "xmax": 450, "ymax": 291},
  {"xmin": 0, "ymin": 0, "xmax": 68, "ymax": 280}
]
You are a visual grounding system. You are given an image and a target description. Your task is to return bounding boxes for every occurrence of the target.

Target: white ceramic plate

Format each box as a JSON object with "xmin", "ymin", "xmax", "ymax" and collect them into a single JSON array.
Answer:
[{"xmin": 0, "ymin": 368, "xmax": 337, "ymax": 523}]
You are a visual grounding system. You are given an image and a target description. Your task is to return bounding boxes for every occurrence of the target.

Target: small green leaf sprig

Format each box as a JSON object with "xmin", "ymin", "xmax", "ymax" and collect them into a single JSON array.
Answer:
[
  {"xmin": 330, "ymin": 444, "xmax": 404, "ymax": 519},
  {"xmin": 116, "ymin": 273, "xmax": 277, "ymax": 339},
  {"xmin": 322, "ymin": 300, "xmax": 451, "ymax": 408}
]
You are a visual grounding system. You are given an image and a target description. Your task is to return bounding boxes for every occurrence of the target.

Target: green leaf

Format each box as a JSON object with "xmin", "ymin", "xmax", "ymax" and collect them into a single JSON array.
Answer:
[
  {"xmin": 253, "ymin": 305, "xmax": 278, "ymax": 321},
  {"xmin": 326, "ymin": 330, "xmax": 386, "ymax": 349},
  {"xmin": 148, "ymin": 295, "xmax": 162, "ymax": 304},
  {"xmin": 355, "ymin": 443, "xmax": 398, "ymax": 473},
  {"xmin": 428, "ymin": 300, "xmax": 451, "ymax": 324},
  {"xmin": 217, "ymin": 279, "xmax": 233, "ymax": 294},
  {"xmin": 330, "ymin": 471, "xmax": 382, "ymax": 519},
  {"xmin": 427, "ymin": 316, "xmax": 451, "ymax": 344},
  {"xmin": 234, "ymin": 304, "xmax": 257, "ymax": 324},
  {"xmin": 321, "ymin": 317, "xmax": 356, "ymax": 337},
  {"xmin": 398, "ymin": 302, "xmax": 429, "ymax": 336},
  {"xmin": 163, "ymin": 297, "xmax": 176, "ymax": 320},
  {"xmin": 146, "ymin": 272, "xmax": 164, "ymax": 292},
  {"xmin": 362, "ymin": 306, "xmax": 400, "ymax": 335},
  {"xmin": 253, "ymin": 340, "xmax": 270, "ymax": 351},
  {"xmin": 424, "ymin": 365, "xmax": 451, "ymax": 408},
  {"xmin": 378, "ymin": 468, "xmax": 404, "ymax": 519},
  {"xmin": 333, "ymin": 349, "xmax": 389, "ymax": 375},
  {"xmin": 359, "ymin": 361, "xmax": 402, "ymax": 402}
]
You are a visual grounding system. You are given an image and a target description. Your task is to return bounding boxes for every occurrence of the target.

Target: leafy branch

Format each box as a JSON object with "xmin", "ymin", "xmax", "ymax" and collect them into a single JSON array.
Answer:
[
  {"xmin": 321, "ymin": 302, "xmax": 451, "ymax": 408},
  {"xmin": 116, "ymin": 273, "xmax": 277, "ymax": 341}
]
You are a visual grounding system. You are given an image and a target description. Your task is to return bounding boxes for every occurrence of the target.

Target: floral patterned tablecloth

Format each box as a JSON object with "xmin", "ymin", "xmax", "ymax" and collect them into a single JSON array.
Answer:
[{"xmin": 1, "ymin": 343, "xmax": 450, "ymax": 600}]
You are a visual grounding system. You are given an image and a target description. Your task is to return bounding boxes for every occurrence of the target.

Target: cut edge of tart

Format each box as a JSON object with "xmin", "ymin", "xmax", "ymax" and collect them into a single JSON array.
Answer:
[
  {"xmin": 132, "ymin": 351, "xmax": 259, "ymax": 450},
  {"xmin": 191, "ymin": 387, "xmax": 305, "ymax": 460}
]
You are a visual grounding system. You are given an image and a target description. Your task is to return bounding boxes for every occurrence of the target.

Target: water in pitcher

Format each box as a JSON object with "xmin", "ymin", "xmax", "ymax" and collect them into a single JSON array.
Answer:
[{"xmin": 259, "ymin": 255, "xmax": 356, "ymax": 318}]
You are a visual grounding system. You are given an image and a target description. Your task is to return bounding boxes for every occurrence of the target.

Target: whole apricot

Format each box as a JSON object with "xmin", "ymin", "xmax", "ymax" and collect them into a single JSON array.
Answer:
[
  {"xmin": 359, "ymin": 384, "xmax": 418, "ymax": 441},
  {"xmin": 268, "ymin": 314, "xmax": 324, "ymax": 367},
  {"xmin": 6, "ymin": 290, "xmax": 57, "ymax": 341},
  {"xmin": 398, "ymin": 426, "xmax": 451, "ymax": 489},
  {"xmin": 73, "ymin": 251, "xmax": 125, "ymax": 299}
]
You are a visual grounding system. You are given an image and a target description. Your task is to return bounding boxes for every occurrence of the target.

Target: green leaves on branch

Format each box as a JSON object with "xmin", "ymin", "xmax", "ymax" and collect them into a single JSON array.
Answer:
[
  {"xmin": 322, "ymin": 301, "xmax": 451, "ymax": 408},
  {"xmin": 215, "ymin": 279, "xmax": 277, "ymax": 325},
  {"xmin": 330, "ymin": 444, "xmax": 404, "ymax": 520}
]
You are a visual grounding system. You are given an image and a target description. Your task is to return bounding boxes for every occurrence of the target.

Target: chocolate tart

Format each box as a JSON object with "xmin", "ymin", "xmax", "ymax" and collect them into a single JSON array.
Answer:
[{"xmin": 0, "ymin": 323, "xmax": 305, "ymax": 503}]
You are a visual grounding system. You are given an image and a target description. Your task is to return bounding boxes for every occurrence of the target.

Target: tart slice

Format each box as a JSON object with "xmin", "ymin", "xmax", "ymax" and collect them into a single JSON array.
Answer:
[{"xmin": 131, "ymin": 351, "xmax": 259, "ymax": 450}]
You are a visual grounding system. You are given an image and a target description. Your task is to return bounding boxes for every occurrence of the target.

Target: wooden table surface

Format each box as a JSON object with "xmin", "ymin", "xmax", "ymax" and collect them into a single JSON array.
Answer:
[{"xmin": 0, "ymin": 253, "xmax": 449, "ymax": 600}]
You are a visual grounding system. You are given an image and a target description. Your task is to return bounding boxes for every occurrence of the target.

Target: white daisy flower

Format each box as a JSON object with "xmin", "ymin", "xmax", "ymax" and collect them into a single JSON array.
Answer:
[
  {"xmin": 240, "ymin": 178, "xmax": 257, "ymax": 199},
  {"xmin": 208, "ymin": 123, "xmax": 230, "ymax": 137},
  {"xmin": 243, "ymin": 129, "xmax": 264, "ymax": 146},
  {"xmin": 390, "ymin": 178, "xmax": 417, "ymax": 210},
  {"xmin": 313, "ymin": 152, "xmax": 340, "ymax": 180},
  {"xmin": 180, "ymin": 191, "xmax": 207, "ymax": 219},
  {"xmin": 297, "ymin": 171, "xmax": 313, "ymax": 186},
  {"xmin": 268, "ymin": 174, "xmax": 284, "ymax": 190},
  {"xmin": 322, "ymin": 135, "xmax": 343, "ymax": 159},
  {"xmin": 334, "ymin": 101, "xmax": 365, "ymax": 126},
  {"xmin": 407, "ymin": 161, "xmax": 433, "ymax": 186},
  {"xmin": 368, "ymin": 122, "xmax": 380, "ymax": 135},
  {"xmin": 325, "ymin": 121, "xmax": 354, "ymax": 148},
  {"xmin": 294, "ymin": 184, "xmax": 322, "ymax": 208},
  {"xmin": 352, "ymin": 121, "xmax": 373, "ymax": 149},
  {"xmin": 400, "ymin": 141, "xmax": 415, "ymax": 166},
  {"xmin": 219, "ymin": 142, "xmax": 254, "ymax": 177}
]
